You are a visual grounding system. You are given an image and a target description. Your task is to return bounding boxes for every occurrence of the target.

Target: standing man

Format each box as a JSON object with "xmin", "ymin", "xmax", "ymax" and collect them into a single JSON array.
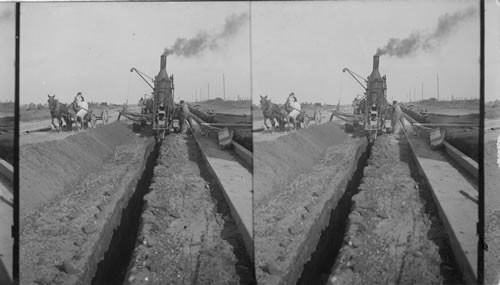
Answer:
[
  {"xmin": 391, "ymin": 100, "xmax": 405, "ymax": 133},
  {"xmin": 176, "ymin": 100, "xmax": 194, "ymax": 134}
]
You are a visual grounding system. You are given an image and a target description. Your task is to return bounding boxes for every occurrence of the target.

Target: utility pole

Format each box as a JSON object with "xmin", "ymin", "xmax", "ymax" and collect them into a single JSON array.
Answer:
[
  {"xmin": 436, "ymin": 74, "xmax": 440, "ymax": 101},
  {"xmin": 421, "ymin": 82, "xmax": 423, "ymax": 101},
  {"xmin": 200, "ymin": 88, "xmax": 202, "ymax": 101},
  {"xmin": 208, "ymin": 82, "xmax": 210, "ymax": 100},
  {"xmin": 223, "ymin": 74, "xmax": 226, "ymax": 100},
  {"xmin": 413, "ymin": 88, "xmax": 416, "ymax": 102}
]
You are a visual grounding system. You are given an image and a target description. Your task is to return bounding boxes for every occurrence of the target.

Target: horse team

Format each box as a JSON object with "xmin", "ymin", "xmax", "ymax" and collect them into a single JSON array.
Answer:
[
  {"xmin": 48, "ymin": 93, "xmax": 94, "ymax": 132},
  {"xmin": 259, "ymin": 95, "xmax": 321, "ymax": 132}
]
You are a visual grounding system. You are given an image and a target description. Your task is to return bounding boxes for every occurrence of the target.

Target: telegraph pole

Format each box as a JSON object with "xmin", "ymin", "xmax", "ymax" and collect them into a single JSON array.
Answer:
[
  {"xmin": 421, "ymin": 82, "xmax": 423, "ymax": 100},
  {"xmin": 208, "ymin": 82, "xmax": 210, "ymax": 100}
]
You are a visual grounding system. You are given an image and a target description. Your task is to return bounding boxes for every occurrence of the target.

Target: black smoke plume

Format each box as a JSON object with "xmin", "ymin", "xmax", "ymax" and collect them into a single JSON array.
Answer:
[
  {"xmin": 164, "ymin": 12, "xmax": 249, "ymax": 57},
  {"xmin": 376, "ymin": 6, "xmax": 477, "ymax": 57}
]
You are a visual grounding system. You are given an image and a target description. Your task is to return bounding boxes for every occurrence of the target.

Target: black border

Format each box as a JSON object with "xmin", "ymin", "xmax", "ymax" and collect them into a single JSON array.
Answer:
[
  {"xmin": 13, "ymin": 2, "xmax": 20, "ymax": 284},
  {"xmin": 478, "ymin": 0, "xmax": 485, "ymax": 284}
]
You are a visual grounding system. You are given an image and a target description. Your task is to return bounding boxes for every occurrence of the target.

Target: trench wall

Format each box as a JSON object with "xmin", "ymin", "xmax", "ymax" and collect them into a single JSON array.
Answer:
[
  {"xmin": 254, "ymin": 122, "xmax": 350, "ymax": 203},
  {"xmin": 20, "ymin": 122, "xmax": 135, "ymax": 219}
]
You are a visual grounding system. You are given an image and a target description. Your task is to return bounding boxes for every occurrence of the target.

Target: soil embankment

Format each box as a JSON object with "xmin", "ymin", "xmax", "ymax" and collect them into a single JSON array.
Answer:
[
  {"xmin": 329, "ymin": 134, "xmax": 462, "ymax": 284},
  {"xmin": 20, "ymin": 122, "xmax": 135, "ymax": 218},
  {"xmin": 20, "ymin": 122, "xmax": 156, "ymax": 284},
  {"xmin": 254, "ymin": 122, "xmax": 368, "ymax": 284},
  {"xmin": 485, "ymin": 133, "xmax": 500, "ymax": 284},
  {"xmin": 124, "ymin": 134, "xmax": 254, "ymax": 284}
]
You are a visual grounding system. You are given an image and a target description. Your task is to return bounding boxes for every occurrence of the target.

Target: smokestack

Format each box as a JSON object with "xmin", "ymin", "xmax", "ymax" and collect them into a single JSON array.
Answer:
[
  {"xmin": 373, "ymin": 55, "xmax": 379, "ymax": 71},
  {"xmin": 160, "ymin": 54, "xmax": 167, "ymax": 71},
  {"xmin": 370, "ymin": 55, "xmax": 381, "ymax": 80}
]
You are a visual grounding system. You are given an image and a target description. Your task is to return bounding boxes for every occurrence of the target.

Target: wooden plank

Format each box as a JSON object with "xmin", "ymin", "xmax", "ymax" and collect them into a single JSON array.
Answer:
[
  {"xmin": 0, "ymin": 159, "xmax": 13, "ymax": 185},
  {"xmin": 443, "ymin": 141, "xmax": 478, "ymax": 180},
  {"xmin": 233, "ymin": 141, "xmax": 252, "ymax": 168},
  {"xmin": 190, "ymin": 120, "xmax": 253, "ymax": 261}
]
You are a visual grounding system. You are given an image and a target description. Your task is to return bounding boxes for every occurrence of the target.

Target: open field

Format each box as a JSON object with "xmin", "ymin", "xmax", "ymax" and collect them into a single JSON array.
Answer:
[
  {"xmin": 408, "ymin": 99, "xmax": 479, "ymax": 115},
  {"xmin": 486, "ymin": 100, "xmax": 500, "ymax": 119}
]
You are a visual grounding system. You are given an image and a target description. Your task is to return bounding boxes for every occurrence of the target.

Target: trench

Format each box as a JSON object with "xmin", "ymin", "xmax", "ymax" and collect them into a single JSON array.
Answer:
[
  {"xmin": 188, "ymin": 134, "xmax": 256, "ymax": 283},
  {"xmin": 296, "ymin": 141, "xmax": 373, "ymax": 285},
  {"xmin": 405, "ymin": 137, "xmax": 464, "ymax": 284},
  {"xmin": 90, "ymin": 131, "xmax": 254, "ymax": 284},
  {"xmin": 296, "ymin": 131, "xmax": 463, "ymax": 284},
  {"xmin": 91, "ymin": 141, "xmax": 161, "ymax": 285}
]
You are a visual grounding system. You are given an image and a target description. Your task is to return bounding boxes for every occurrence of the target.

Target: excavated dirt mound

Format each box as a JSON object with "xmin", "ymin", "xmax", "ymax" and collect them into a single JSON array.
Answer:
[
  {"xmin": 254, "ymin": 122, "xmax": 350, "ymax": 203},
  {"xmin": 254, "ymin": 122, "xmax": 368, "ymax": 284},
  {"xmin": 20, "ymin": 123, "xmax": 155, "ymax": 284},
  {"xmin": 20, "ymin": 122, "xmax": 135, "ymax": 218},
  {"xmin": 485, "ymin": 138, "xmax": 500, "ymax": 285},
  {"xmin": 330, "ymin": 134, "xmax": 462, "ymax": 285},
  {"xmin": 125, "ymin": 134, "xmax": 254, "ymax": 284}
]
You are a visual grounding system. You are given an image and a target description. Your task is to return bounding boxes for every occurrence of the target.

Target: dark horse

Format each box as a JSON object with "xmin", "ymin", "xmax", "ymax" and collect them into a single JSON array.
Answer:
[
  {"xmin": 260, "ymin": 95, "xmax": 285, "ymax": 131},
  {"xmin": 47, "ymin": 94, "xmax": 71, "ymax": 131}
]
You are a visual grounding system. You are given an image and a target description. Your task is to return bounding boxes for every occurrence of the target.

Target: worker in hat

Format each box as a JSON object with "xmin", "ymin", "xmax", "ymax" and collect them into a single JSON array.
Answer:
[
  {"xmin": 287, "ymin": 93, "xmax": 301, "ymax": 124},
  {"xmin": 391, "ymin": 100, "xmax": 405, "ymax": 133},
  {"xmin": 175, "ymin": 100, "xmax": 193, "ymax": 134},
  {"xmin": 75, "ymin": 92, "xmax": 89, "ymax": 130}
]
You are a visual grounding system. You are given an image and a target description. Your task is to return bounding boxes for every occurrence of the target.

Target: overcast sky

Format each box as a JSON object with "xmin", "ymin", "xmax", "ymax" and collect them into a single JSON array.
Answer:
[
  {"xmin": 0, "ymin": 3, "xmax": 15, "ymax": 103},
  {"xmin": 486, "ymin": 0, "xmax": 500, "ymax": 102},
  {"xmin": 12, "ymin": 1, "xmax": 495, "ymax": 105},
  {"xmin": 20, "ymin": 2, "xmax": 250, "ymax": 105},
  {"xmin": 252, "ymin": 0, "xmax": 480, "ymax": 105}
]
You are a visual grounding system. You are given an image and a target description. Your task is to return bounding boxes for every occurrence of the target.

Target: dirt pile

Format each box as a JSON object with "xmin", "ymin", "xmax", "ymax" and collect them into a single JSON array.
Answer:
[
  {"xmin": 485, "ymin": 138, "xmax": 500, "ymax": 284},
  {"xmin": 330, "ymin": 134, "xmax": 462, "ymax": 284},
  {"xmin": 254, "ymin": 123, "xmax": 368, "ymax": 284},
  {"xmin": 20, "ymin": 125, "xmax": 155, "ymax": 284},
  {"xmin": 254, "ymin": 122, "xmax": 349, "ymax": 202},
  {"xmin": 125, "ymin": 134, "xmax": 254, "ymax": 284},
  {"xmin": 20, "ymin": 122, "xmax": 135, "ymax": 218}
]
